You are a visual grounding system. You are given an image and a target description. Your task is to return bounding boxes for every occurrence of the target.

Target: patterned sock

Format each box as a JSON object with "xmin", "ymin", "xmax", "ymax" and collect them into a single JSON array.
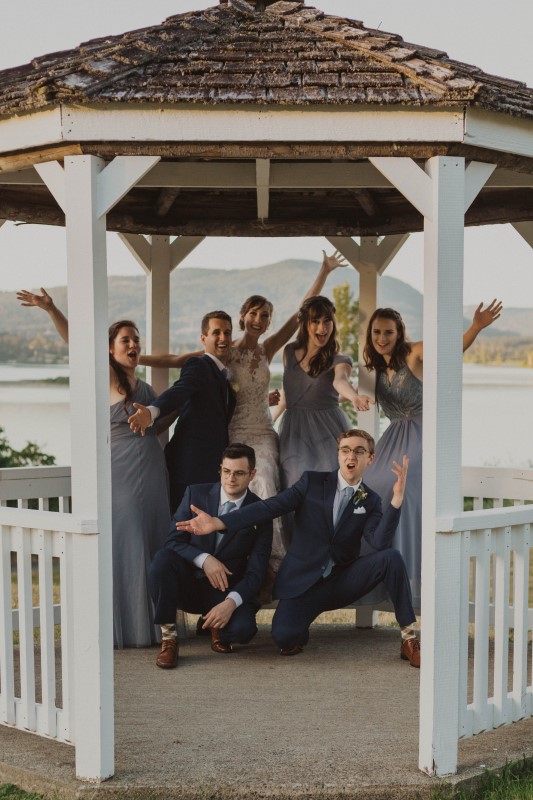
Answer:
[
  {"xmin": 401, "ymin": 626, "xmax": 416, "ymax": 641},
  {"xmin": 161, "ymin": 623, "xmax": 178, "ymax": 640}
]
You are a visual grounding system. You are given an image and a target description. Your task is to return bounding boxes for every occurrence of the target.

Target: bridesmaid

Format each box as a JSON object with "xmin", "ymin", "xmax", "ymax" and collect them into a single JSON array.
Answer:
[
  {"xmin": 16, "ymin": 288, "xmax": 179, "ymax": 648},
  {"xmin": 277, "ymin": 294, "xmax": 370, "ymax": 491},
  {"xmin": 360, "ymin": 300, "xmax": 502, "ymax": 609}
]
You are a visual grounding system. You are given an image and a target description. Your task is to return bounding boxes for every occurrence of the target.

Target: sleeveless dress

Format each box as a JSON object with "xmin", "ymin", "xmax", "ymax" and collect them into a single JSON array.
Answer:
[
  {"xmin": 363, "ymin": 364, "xmax": 423, "ymax": 610},
  {"xmin": 110, "ymin": 380, "xmax": 174, "ymax": 647},
  {"xmin": 228, "ymin": 345, "xmax": 285, "ymax": 571},
  {"xmin": 279, "ymin": 344, "xmax": 352, "ymax": 489}
]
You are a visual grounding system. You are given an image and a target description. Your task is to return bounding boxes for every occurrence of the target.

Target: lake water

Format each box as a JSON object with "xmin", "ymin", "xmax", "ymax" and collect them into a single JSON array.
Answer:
[{"xmin": 0, "ymin": 363, "xmax": 532, "ymax": 468}]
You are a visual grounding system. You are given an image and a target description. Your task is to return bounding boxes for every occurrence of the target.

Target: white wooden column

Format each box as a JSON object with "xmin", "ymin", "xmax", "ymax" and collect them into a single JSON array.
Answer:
[
  {"xmin": 326, "ymin": 233, "xmax": 408, "ymax": 441},
  {"xmin": 369, "ymin": 156, "xmax": 496, "ymax": 775},
  {"xmin": 118, "ymin": 233, "xmax": 204, "ymax": 395},
  {"xmin": 36, "ymin": 154, "xmax": 159, "ymax": 780}
]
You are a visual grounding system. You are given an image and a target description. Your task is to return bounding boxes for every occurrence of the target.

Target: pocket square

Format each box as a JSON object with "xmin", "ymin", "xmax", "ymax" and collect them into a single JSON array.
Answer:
[{"xmin": 353, "ymin": 507, "xmax": 366, "ymax": 515}]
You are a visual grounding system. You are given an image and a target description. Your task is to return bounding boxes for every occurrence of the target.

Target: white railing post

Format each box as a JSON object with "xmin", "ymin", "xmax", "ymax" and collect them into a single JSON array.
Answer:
[{"xmin": 63, "ymin": 155, "xmax": 115, "ymax": 780}]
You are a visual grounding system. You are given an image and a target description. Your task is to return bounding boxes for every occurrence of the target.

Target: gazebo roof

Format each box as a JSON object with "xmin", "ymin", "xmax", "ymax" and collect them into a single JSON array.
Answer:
[
  {"xmin": 0, "ymin": 0, "xmax": 531, "ymax": 238},
  {"xmin": 1, "ymin": 0, "xmax": 532, "ymax": 117}
]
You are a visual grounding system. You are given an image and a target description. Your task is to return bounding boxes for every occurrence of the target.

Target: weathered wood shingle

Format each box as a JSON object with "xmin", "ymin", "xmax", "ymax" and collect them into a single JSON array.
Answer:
[{"xmin": 0, "ymin": 1, "xmax": 531, "ymax": 118}]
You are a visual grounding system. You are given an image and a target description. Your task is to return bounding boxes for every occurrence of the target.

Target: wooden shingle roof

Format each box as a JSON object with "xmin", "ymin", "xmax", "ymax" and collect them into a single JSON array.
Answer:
[{"xmin": 1, "ymin": 0, "xmax": 532, "ymax": 119}]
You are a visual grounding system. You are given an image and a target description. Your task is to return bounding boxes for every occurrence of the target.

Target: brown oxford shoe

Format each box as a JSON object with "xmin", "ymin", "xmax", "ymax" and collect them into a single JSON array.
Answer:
[
  {"xmin": 156, "ymin": 637, "xmax": 179, "ymax": 669},
  {"xmin": 280, "ymin": 644, "xmax": 304, "ymax": 656},
  {"xmin": 400, "ymin": 637, "xmax": 421, "ymax": 668},
  {"xmin": 210, "ymin": 628, "xmax": 233, "ymax": 654}
]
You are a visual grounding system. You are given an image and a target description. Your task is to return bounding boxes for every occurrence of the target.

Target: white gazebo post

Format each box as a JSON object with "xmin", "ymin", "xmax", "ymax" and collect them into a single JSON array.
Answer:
[
  {"xmin": 118, "ymin": 234, "xmax": 204, "ymax": 396},
  {"xmin": 369, "ymin": 155, "xmax": 496, "ymax": 774},
  {"xmin": 35, "ymin": 154, "xmax": 159, "ymax": 780}
]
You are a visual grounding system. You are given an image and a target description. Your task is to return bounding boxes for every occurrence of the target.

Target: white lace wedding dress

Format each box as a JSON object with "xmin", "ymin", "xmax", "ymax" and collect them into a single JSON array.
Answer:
[{"xmin": 228, "ymin": 344, "xmax": 285, "ymax": 574}]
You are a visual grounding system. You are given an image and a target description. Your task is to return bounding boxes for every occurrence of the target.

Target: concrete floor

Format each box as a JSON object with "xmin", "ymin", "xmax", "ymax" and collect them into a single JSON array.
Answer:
[{"xmin": 1, "ymin": 624, "xmax": 532, "ymax": 799}]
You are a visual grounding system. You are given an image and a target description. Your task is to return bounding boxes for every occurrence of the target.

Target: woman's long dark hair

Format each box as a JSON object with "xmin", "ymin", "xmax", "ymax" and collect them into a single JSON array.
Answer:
[
  {"xmin": 109, "ymin": 319, "xmax": 139, "ymax": 407},
  {"xmin": 294, "ymin": 296, "xmax": 339, "ymax": 377},
  {"xmin": 363, "ymin": 308, "xmax": 411, "ymax": 373}
]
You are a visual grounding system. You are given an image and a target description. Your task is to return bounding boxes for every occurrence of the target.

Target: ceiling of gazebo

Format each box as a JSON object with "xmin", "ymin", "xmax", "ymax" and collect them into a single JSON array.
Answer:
[{"xmin": 0, "ymin": 0, "xmax": 532, "ymax": 237}]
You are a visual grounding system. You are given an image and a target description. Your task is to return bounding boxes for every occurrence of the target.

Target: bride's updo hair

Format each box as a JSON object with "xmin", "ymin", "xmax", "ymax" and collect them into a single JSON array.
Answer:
[
  {"xmin": 109, "ymin": 319, "xmax": 139, "ymax": 407},
  {"xmin": 295, "ymin": 295, "xmax": 339, "ymax": 377},
  {"xmin": 239, "ymin": 295, "xmax": 274, "ymax": 331}
]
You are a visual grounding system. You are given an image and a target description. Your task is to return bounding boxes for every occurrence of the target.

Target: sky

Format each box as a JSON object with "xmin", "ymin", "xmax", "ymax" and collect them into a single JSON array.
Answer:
[{"xmin": 0, "ymin": 0, "xmax": 532, "ymax": 306}]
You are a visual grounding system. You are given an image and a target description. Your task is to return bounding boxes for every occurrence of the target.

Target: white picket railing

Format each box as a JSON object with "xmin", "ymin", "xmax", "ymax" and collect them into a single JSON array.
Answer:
[
  {"xmin": 0, "ymin": 466, "xmax": 92, "ymax": 745},
  {"xmin": 455, "ymin": 467, "xmax": 533, "ymax": 742},
  {"xmin": 1, "ymin": 463, "xmax": 532, "ymax": 775}
]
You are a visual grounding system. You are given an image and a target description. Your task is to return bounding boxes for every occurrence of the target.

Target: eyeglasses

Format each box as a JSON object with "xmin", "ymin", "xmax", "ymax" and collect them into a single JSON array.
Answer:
[
  {"xmin": 220, "ymin": 468, "xmax": 250, "ymax": 478},
  {"xmin": 338, "ymin": 446, "xmax": 370, "ymax": 457}
]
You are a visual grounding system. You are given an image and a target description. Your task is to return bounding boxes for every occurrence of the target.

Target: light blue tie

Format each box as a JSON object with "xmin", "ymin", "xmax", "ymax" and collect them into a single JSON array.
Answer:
[
  {"xmin": 334, "ymin": 486, "xmax": 355, "ymax": 528},
  {"xmin": 216, "ymin": 500, "xmax": 236, "ymax": 551},
  {"xmin": 324, "ymin": 487, "xmax": 355, "ymax": 578}
]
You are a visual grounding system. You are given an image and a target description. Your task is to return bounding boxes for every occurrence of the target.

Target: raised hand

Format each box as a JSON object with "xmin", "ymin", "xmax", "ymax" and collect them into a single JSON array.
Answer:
[
  {"xmin": 472, "ymin": 299, "xmax": 502, "ymax": 330},
  {"xmin": 175, "ymin": 505, "xmax": 221, "ymax": 536},
  {"xmin": 390, "ymin": 455, "xmax": 409, "ymax": 508},
  {"xmin": 321, "ymin": 249, "xmax": 348, "ymax": 273},
  {"xmin": 17, "ymin": 287, "xmax": 54, "ymax": 311},
  {"xmin": 128, "ymin": 403, "xmax": 152, "ymax": 435}
]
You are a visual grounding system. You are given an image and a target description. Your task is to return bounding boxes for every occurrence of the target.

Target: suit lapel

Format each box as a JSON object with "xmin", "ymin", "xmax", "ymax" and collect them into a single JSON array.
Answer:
[
  {"xmin": 203, "ymin": 355, "xmax": 228, "ymax": 411},
  {"xmin": 323, "ymin": 472, "xmax": 338, "ymax": 537}
]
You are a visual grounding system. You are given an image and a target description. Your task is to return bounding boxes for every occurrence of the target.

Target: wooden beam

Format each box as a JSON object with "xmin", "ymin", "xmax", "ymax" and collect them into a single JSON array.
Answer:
[
  {"xmin": 256, "ymin": 158, "xmax": 270, "ymax": 220},
  {"xmin": 0, "ymin": 144, "xmax": 83, "ymax": 174},
  {"xmin": 156, "ymin": 188, "xmax": 180, "ymax": 217}
]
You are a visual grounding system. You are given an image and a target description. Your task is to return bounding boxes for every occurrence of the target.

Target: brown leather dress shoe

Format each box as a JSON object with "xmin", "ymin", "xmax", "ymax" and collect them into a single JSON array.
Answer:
[
  {"xmin": 400, "ymin": 637, "xmax": 421, "ymax": 668},
  {"xmin": 280, "ymin": 644, "xmax": 304, "ymax": 656},
  {"xmin": 156, "ymin": 637, "xmax": 179, "ymax": 669},
  {"xmin": 210, "ymin": 628, "xmax": 233, "ymax": 654}
]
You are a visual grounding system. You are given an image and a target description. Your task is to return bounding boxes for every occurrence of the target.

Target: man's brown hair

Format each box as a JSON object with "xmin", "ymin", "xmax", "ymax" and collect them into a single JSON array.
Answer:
[
  {"xmin": 201, "ymin": 310, "xmax": 232, "ymax": 335},
  {"xmin": 337, "ymin": 429, "xmax": 375, "ymax": 455}
]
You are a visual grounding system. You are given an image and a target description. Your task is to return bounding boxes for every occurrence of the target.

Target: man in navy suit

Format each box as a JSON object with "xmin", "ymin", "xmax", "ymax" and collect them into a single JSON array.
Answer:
[
  {"xmin": 128, "ymin": 311, "xmax": 236, "ymax": 511},
  {"xmin": 149, "ymin": 443, "xmax": 272, "ymax": 669},
  {"xmin": 175, "ymin": 429, "xmax": 420, "ymax": 667}
]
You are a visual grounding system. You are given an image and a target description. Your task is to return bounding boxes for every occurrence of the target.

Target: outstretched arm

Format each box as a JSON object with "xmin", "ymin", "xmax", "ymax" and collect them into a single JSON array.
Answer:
[
  {"xmin": 332, "ymin": 362, "xmax": 374, "ymax": 413},
  {"xmin": 463, "ymin": 299, "xmax": 502, "ymax": 352},
  {"xmin": 263, "ymin": 250, "xmax": 348, "ymax": 362},
  {"xmin": 139, "ymin": 350, "xmax": 202, "ymax": 369},
  {"xmin": 17, "ymin": 288, "xmax": 69, "ymax": 344}
]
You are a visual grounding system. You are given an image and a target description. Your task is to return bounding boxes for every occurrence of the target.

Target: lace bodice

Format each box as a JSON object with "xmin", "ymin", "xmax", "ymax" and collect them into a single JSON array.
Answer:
[
  {"xmin": 376, "ymin": 364, "xmax": 423, "ymax": 420},
  {"xmin": 228, "ymin": 344, "xmax": 274, "ymax": 438}
]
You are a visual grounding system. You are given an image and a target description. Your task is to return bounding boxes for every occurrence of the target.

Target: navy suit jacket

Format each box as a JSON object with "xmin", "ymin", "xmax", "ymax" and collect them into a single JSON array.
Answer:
[
  {"xmin": 154, "ymin": 355, "xmax": 236, "ymax": 506},
  {"xmin": 218, "ymin": 470, "xmax": 401, "ymax": 600},
  {"xmin": 165, "ymin": 483, "xmax": 272, "ymax": 605}
]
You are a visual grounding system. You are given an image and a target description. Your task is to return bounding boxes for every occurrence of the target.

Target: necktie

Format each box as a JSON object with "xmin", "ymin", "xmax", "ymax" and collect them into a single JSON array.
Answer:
[
  {"xmin": 334, "ymin": 486, "xmax": 355, "ymax": 528},
  {"xmin": 324, "ymin": 487, "xmax": 355, "ymax": 578},
  {"xmin": 216, "ymin": 500, "xmax": 236, "ymax": 551}
]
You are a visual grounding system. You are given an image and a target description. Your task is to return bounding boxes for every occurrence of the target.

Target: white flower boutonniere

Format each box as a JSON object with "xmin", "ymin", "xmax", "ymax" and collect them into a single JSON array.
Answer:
[{"xmin": 353, "ymin": 485, "xmax": 368, "ymax": 506}]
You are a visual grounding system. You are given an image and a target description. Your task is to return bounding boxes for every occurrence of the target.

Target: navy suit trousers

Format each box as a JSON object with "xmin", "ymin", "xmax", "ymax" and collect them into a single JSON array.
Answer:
[
  {"xmin": 149, "ymin": 548, "xmax": 259, "ymax": 645},
  {"xmin": 272, "ymin": 548, "xmax": 415, "ymax": 649}
]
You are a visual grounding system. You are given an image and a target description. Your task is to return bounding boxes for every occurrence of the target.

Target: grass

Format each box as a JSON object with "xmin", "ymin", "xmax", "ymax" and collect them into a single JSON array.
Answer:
[
  {"xmin": 433, "ymin": 759, "xmax": 533, "ymax": 799},
  {"xmin": 2, "ymin": 759, "xmax": 533, "ymax": 800}
]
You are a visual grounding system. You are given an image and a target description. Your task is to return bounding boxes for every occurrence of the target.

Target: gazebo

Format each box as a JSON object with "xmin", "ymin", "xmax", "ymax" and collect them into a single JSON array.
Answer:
[{"xmin": 1, "ymin": 0, "xmax": 532, "ymax": 782}]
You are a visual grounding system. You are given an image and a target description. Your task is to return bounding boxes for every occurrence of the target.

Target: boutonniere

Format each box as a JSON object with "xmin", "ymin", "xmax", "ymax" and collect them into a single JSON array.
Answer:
[
  {"xmin": 353, "ymin": 485, "xmax": 368, "ymax": 506},
  {"xmin": 230, "ymin": 382, "xmax": 239, "ymax": 393}
]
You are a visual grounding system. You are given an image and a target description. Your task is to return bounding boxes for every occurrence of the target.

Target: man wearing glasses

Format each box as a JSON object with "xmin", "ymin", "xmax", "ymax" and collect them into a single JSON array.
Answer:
[
  {"xmin": 149, "ymin": 443, "xmax": 272, "ymax": 669},
  {"xmin": 175, "ymin": 429, "xmax": 420, "ymax": 667}
]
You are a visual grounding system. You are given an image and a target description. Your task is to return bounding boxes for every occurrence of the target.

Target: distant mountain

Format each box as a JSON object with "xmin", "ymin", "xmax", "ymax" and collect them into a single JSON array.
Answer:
[{"xmin": 1, "ymin": 259, "xmax": 531, "ymax": 352}]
